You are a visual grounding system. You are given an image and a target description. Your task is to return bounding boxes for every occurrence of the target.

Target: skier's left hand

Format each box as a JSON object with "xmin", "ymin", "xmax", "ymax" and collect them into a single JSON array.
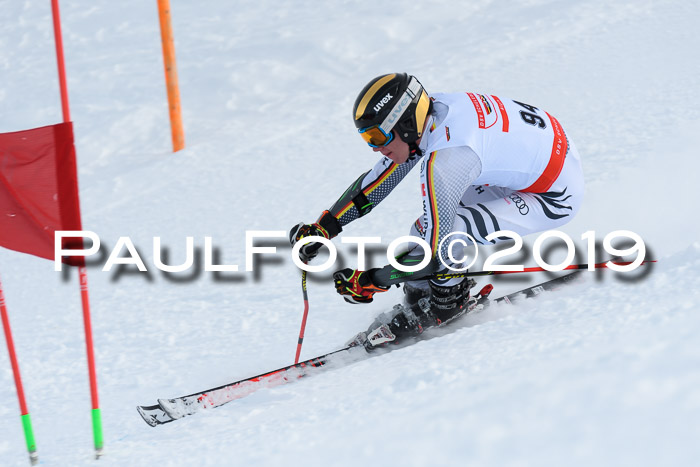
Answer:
[{"xmin": 333, "ymin": 268, "xmax": 389, "ymax": 304}]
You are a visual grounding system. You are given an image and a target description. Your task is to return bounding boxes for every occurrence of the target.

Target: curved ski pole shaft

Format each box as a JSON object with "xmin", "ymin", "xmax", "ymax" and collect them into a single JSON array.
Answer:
[{"xmin": 294, "ymin": 268, "xmax": 310, "ymax": 364}]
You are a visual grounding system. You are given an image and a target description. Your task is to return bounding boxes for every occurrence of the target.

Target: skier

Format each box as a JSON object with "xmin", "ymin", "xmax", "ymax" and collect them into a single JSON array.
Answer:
[{"xmin": 290, "ymin": 73, "xmax": 584, "ymax": 349}]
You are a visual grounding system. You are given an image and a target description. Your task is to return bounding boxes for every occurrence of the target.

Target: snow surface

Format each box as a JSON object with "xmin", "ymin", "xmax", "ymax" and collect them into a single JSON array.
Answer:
[{"xmin": 1, "ymin": 0, "xmax": 700, "ymax": 465}]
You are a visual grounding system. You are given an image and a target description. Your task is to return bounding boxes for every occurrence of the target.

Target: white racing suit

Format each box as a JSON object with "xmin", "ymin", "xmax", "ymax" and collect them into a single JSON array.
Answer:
[{"xmin": 328, "ymin": 92, "xmax": 584, "ymax": 289}]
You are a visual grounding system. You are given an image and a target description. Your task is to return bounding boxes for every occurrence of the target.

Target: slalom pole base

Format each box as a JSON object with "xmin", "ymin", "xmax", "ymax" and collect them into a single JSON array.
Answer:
[
  {"xmin": 29, "ymin": 450, "xmax": 38, "ymax": 465},
  {"xmin": 91, "ymin": 407, "xmax": 104, "ymax": 459}
]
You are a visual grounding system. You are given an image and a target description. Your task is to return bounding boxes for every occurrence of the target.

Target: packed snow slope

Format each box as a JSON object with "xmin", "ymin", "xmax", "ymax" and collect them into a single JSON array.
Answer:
[{"xmin": 1, "ymin": 0, "xmax": 699, "ymax": 465}]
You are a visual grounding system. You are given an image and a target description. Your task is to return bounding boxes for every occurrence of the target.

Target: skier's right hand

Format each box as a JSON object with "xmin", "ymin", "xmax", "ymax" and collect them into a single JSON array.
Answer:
[
  {"xmin": 289, "ymin": 210, "xmax": 342, "ymax": 263},
  {"xmin": 333, "ymin": 268, "xmax": 389, "ymax": 304}
]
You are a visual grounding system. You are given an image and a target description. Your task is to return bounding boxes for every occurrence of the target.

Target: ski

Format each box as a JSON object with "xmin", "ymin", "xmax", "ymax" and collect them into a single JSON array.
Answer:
[
  {"xmin": 137, "ymin": 346, "xmax": 361, "ymax": 426},
  {"xmin": 136, "ymin": 404, "xmax": 177, "ymax": 427},
  {"xmin": 137, "ymin": 269, "xmax": 584, "ymax": 426},
  {"xmin": 494, "ymin": 268, "xmax": 583, "ymax": 304}
]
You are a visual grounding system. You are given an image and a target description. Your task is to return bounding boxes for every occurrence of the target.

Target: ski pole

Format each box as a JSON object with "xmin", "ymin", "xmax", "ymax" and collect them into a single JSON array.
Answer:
[
  {"xmin": 433, "ymin": 260, "xmax": 655, "ymax": 281},
  {"xmin": 294, "ymin": 268, "xmax": 310, "ymax": 364}
]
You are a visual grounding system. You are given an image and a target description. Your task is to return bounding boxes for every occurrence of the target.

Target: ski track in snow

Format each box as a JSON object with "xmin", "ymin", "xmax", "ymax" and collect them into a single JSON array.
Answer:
[{"xmin": 1, "ymin": 0, "xmax": 699, "ymax": 465}]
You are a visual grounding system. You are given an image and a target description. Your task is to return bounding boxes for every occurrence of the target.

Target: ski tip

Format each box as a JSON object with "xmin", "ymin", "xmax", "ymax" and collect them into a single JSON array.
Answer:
[
  {"xmin": 158, "ymin": 398, "xmax": 187, "ymax": 420},
  {"xmin": 136, "ymin": 405, "xmax": 159, "ymax": 427}
]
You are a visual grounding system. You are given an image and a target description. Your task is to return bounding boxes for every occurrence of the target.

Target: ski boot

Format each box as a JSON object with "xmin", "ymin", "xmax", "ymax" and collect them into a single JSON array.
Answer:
[
  {"xmin": 402, "ymin": 282, "xmax": 430, "ymax": 307},
  {"xmin": 347, "ymin": 279, "xmax": 494, "ymax": 351},
  {"xmin": 346, "ymin": 302, "xmax": 431, "ymax": 350},
  {"xmin": 430, "ymin": 279, "xmax": 495, "ymax": 326}
]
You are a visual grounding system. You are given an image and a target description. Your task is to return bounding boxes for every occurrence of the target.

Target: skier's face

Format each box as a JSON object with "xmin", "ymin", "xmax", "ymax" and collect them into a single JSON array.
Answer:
[{"xmin": 372, "ymin": 131, "xmax": 410, "ymax": 164}]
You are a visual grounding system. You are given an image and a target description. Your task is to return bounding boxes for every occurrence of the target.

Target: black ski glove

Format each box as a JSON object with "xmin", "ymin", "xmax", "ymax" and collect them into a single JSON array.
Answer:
[{"xmin": 289, "ymin": 210, "xmax": 342, "ymax": 262}]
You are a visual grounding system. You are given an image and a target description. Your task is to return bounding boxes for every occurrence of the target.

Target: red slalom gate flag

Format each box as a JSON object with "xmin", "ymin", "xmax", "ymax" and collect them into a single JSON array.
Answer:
[{"xmin": 0, "ymin": 122, "xmax": 85, "ymax": 265}]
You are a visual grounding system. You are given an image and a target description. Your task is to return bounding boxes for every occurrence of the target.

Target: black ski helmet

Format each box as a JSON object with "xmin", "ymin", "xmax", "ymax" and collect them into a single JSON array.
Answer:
[{"xmin": 353, "ymin": 73, "xmax": 432, "ymax": 147}]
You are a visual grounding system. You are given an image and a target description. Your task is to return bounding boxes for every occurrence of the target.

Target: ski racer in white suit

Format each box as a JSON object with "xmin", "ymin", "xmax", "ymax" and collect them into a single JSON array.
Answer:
[{"xmin": 290, "ymin": 73, "xmax": 584, "ymax": 349}]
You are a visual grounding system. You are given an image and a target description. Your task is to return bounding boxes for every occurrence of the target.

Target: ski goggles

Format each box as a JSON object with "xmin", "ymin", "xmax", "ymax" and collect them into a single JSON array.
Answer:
[{"xmin": 358, "ymin": 125, "xmax": 394, "ymax": 148}]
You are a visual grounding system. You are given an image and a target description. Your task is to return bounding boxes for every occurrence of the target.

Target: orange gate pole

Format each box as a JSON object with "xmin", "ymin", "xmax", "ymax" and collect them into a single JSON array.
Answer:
[{"xmin": 157, "ymin": 0, "xmax": 185, "ymax": 152}]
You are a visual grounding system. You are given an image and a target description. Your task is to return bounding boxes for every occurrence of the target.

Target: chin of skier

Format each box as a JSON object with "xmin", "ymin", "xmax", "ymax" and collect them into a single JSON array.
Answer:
[{"xmin": 290, "ymin": 72, "xmax": 584, "ymax": 350}]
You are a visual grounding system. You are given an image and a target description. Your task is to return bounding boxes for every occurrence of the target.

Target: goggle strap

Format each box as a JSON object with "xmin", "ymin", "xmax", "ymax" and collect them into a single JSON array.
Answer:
[{"xmin": 379, "ymin": 77, "xmax": 423, "ymax": 134}]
